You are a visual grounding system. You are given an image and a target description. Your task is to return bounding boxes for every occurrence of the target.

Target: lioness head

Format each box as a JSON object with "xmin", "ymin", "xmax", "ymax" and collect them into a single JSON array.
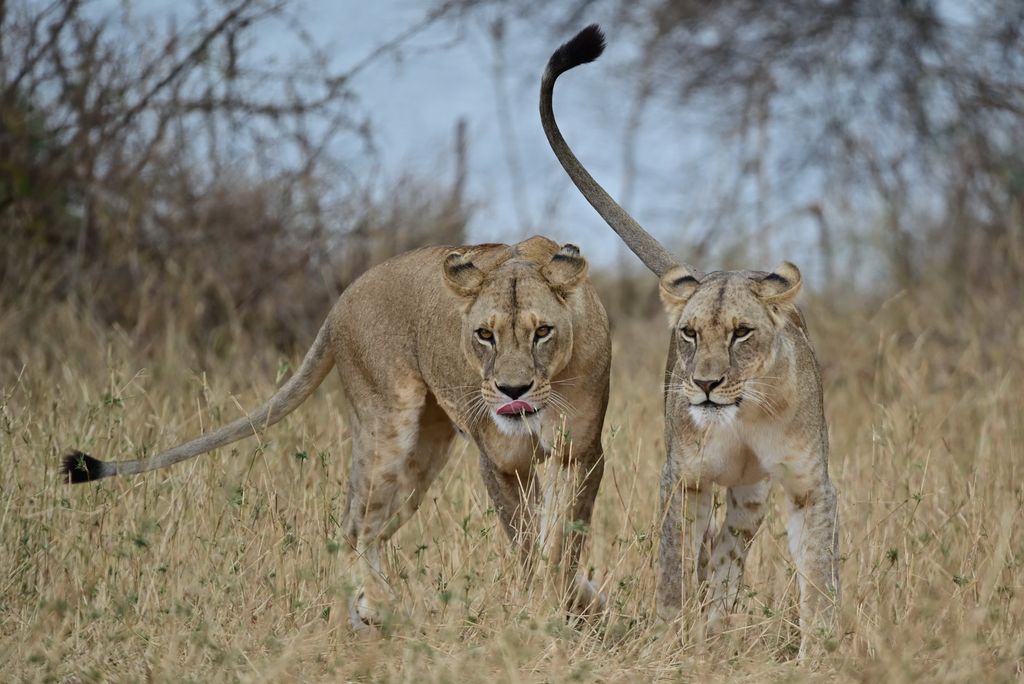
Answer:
[
  {"xmin": 658, "ymin": 261, "xmax": 803, "ymax": 427},
  {"xmin": 443, "ymin": 239, "xmax": 589, "ymax": 435}
]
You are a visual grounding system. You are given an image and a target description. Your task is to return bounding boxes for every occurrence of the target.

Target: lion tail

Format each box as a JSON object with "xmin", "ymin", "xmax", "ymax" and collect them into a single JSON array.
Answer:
[{"xmin": 62, "ymin": 321, "xmax": 335, "ymax": 483}]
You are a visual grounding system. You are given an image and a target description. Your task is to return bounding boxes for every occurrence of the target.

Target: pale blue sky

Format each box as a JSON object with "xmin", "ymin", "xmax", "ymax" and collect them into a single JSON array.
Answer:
[
  {"xmin": 116, "ymin": 0, "xmax": 825, "ymax": 274},
  {"xmin": 319, "ymin": 1, "xmax": 701, "ymax": 265}
]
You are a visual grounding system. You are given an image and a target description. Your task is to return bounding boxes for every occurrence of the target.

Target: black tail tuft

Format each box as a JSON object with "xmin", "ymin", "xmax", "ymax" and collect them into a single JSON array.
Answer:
[
  {"xmin": 546, "ymin": 24, "xmax": 606, "ymax": 78},
  {"xmin": 62, "ymin": 451, "xmax": 108, "ymax": 484}
]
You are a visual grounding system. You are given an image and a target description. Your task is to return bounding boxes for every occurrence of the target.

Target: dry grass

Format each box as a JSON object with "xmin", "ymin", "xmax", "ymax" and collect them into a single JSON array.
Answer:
[{"xmin": 2, "ymin": 285, "xmax": 1023, "ymax": 682}]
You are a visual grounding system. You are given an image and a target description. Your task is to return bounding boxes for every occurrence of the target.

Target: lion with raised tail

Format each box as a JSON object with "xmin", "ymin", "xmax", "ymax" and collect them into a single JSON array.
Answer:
[
  {"xmin": 63, "ymin": 236, "xmax": 611, "ymax": 627},
  {"xmin": 540, "ymin": 25, "xmax": 840, "ymax": 659}
]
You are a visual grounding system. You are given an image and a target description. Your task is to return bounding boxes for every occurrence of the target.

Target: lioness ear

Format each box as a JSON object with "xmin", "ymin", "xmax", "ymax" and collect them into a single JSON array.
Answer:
[
  {"xmin": 443, "ymin": 250, "xmax": 485, "ymax": 298},
  {"xmin": 542, "ymin": 243, "xmax": 588, "ymax": 293},
  {"xmin": 758, "ymin": 261, "xmax": 802, "ymax": 305},
  {"xmin": 659, "ymin": 265, "xmax": 700, "ymax": 322}
]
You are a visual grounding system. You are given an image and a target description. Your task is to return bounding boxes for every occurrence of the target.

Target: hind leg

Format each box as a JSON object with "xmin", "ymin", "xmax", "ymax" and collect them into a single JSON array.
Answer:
[{"xmin": 343, "ymin": 392, "xmax": 454, "ymax": 628}]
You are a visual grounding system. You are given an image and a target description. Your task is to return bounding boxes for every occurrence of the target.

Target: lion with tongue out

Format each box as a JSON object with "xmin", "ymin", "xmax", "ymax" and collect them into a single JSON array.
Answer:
[
  {"xmin": 446, "ymin": 238, "xmax": 609, "ymax": 446},
  {"xmin": 435, "ymin": 236, "xmax": 612, "ymax": 619},
  {"xmin": 497, "ymin": 399, "xmax": 536, "ymax": 417},
  {"xmin": 62, "ymin": 234, "xmax": 611, "ymax": 629}
]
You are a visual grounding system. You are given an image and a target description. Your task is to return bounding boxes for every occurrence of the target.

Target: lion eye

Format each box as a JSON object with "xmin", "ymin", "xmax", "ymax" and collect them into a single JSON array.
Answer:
[
  {"xmin": 680, "ymin": 326, "xmax": 697, "ymax": 342},
  {"xmin": 534, "ymin": 325, "xmax": 552, "ymax": 340},
  {"xmin": 733, "ymin": 326, "xmax": 754, "ymax": 341},
  {"xmin": 475, "ymin": 328, "xmax": 494, "ymax": 343}
]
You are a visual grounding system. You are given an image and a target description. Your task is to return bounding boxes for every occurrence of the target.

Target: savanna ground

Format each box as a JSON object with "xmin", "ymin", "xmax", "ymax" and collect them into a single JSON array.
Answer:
[{"xmin": 2, "ymin": 282, "xmax": 1024, "ymax": 683}]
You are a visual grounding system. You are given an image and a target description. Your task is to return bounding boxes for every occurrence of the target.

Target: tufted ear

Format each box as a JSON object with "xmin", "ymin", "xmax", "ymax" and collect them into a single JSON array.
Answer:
[
  {"xmin": 541, "ymin": 243, "xmax": 589, "ymax": 293},
  {"xmin": 659, "ymin": 264, "xmax": 701, "ymax": 322},
  {"xmin": 443, "ymin": 250, "xmax": 485, "ymax": 298},
  {"xmin": 757, "ymin": 261, "xmax": 802, "ymax": 305}
]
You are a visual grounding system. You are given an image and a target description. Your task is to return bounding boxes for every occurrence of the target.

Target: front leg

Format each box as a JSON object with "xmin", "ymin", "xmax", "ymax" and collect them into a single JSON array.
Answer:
[
  {"xmin": 783, "ymin": 467, "xmax": 840, "ymax": 660},
  {"xmin": 477, "ymin": 427, "xmax": 606, "ymax": 618},
  {"xmin": 539, "ymin": 438, "xmax": 605, "ymax": 616},
  {"xmin": 478, "ymin": 449, "xmax": 539, "ymax": 559},
  {"xmin": 705, "ymin": 480, "xmax": 770, "ymax": 635},
  {"xmin": 657, "ymin": 453, "xmax": 715, "ymax": 622}
]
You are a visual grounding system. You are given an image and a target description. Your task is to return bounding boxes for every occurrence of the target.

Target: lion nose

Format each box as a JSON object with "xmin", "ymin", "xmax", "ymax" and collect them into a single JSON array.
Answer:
[
  {"xmin": 693, "ymin": 377, "xmax": 724, "ymax": 396},
  {"xmin": 497, "ymin": 382, "xmax": 533, "ymax": 400}
]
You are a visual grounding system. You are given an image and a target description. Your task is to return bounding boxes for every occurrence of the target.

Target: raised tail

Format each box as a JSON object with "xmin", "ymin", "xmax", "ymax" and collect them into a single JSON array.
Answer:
[
  {"xmin": 62, "ymin": 321, "xmax": 335, "ymax": 483},
  {"xmin": 540, "ymin": 24, "xmax": 683, "ymax": 278}
]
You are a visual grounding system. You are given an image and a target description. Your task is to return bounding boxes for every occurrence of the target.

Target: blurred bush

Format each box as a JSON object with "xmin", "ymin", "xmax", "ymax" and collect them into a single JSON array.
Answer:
[
  {"xmin": 0, "ymin": 0, "xmax": 469, "ymax": 355},
  {"xmin": 449, "ymin": 0, "xmax": 1024, "ymax": 295}
]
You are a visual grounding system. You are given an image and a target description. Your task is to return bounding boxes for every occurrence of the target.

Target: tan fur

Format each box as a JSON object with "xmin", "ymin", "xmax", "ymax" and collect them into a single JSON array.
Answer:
[
  {"xmin": 656, "ymin": 263, "xmax": 840, "ymax": 660},
  {"xmin": 541, "ymin": 26, "xmax": 839, "ymax": 659},
  {"xmin": 333, "ymin": 236, "xmax": 611, "ymax": 625},
  {"xmin": 64, "ymin": 236, "xmax": 611, "ymax": 628}
]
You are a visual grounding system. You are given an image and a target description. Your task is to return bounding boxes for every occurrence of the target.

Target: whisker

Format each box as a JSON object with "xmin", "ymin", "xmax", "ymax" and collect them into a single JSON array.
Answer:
[
  {"xmin": 436, "ymin": 383, "xmax": 485, "ymax": 392},
  {"xmin": 462, "ymin": 395, "xmax": 488, "ymax": 425},
  {"xmin": 550, "ymin": 400, "xmax": 574, "ymax": 417},
  {"xmin": 546, "ymin": 395, "xmax": 571, "ymax": 415},
  {"xmin": 471, "ymin": 399, "xmax": 491, "ymax": 425},
  {"xmin": 547, "ymin": 390, "xmax": 577, "ymax": 416},
  {"xmin": 744, "ymin": 387, "xmax": 777, "ymax": 403},
  {"xmin": 453, "ymin": 387, "xmax": 482, "ymax": 404},
  {"xmin": 742, "ymin": 389, "xmax": 779, "ymax": 418},
  {"xmin": 457, "ymin": 392, "xmax": 483, "ymax": 411}
]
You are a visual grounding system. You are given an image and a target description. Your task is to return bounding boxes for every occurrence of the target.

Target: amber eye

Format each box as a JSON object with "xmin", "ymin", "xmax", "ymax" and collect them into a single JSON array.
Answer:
[
  {"xmin": 733, "ymin": 326, "xmax": 754, "ymax": 340},
  {"xmin": 535, "ymin": 325, "xmax": 552, "ymax": 340},
  {"xmin": 680, "ymin": 326, "xmax": 697, "ymax": 342},
  {"xmin": 475, "ymin": 328, "xmax": 494, "ymax": 343}
]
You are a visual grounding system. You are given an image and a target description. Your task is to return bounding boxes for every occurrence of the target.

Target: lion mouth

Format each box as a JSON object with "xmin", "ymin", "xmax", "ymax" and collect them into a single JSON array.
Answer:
[
  {"xmin": 695, "ymin": 398, "xmax": 742, "ymax": 409},
  {"xmin": 496, "ymin": 400, "xmax": 539, "ymax": 417}
]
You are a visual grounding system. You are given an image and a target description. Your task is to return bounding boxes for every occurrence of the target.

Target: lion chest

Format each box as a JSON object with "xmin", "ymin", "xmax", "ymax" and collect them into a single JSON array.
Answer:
[{"xmin": 675, "ymin": 418, "xmax": 805, "ymax": 488}]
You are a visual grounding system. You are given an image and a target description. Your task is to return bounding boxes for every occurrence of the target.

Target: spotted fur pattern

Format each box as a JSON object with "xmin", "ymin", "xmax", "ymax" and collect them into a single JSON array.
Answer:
[
  {"xmin": 540, "ymin": 22, "xmax": 839, "ymax": 660},
  {"xmin": 656, "ymin": 263, "xmax": 840, "ymax": 659}
]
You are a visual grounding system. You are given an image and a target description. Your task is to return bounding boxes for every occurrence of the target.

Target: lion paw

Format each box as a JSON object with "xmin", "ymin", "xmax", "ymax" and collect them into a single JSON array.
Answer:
[
  {"xmin": 566, "ymin": 574, "xmax": 607, "ymax": 619},
  {"xmin": 348, "ymin": 589, "xmax": 383, "ymax": 632}
]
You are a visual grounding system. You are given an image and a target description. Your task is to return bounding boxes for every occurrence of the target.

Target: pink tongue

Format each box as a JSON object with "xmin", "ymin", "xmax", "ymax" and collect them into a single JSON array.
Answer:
[{"xmin": 496, "ymin": 400, "xmax": 536, "ymax": 416}]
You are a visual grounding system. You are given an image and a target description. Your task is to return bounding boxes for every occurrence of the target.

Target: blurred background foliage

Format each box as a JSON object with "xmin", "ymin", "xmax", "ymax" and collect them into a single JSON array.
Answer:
[
  {"xmin": 2, "ymin": 0, "xmax": 1023, "ymax": 359},
  {"xmin": 0, "ymin": 0, "xmax": 470, "ymax": 353},
  {"xmin": 457, "ymin": 0, "xmax": 1024, "ymax": 291},
  {"xmin": 2, "ymin": 5, "xmax": 1022, "ymax": 679}
]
